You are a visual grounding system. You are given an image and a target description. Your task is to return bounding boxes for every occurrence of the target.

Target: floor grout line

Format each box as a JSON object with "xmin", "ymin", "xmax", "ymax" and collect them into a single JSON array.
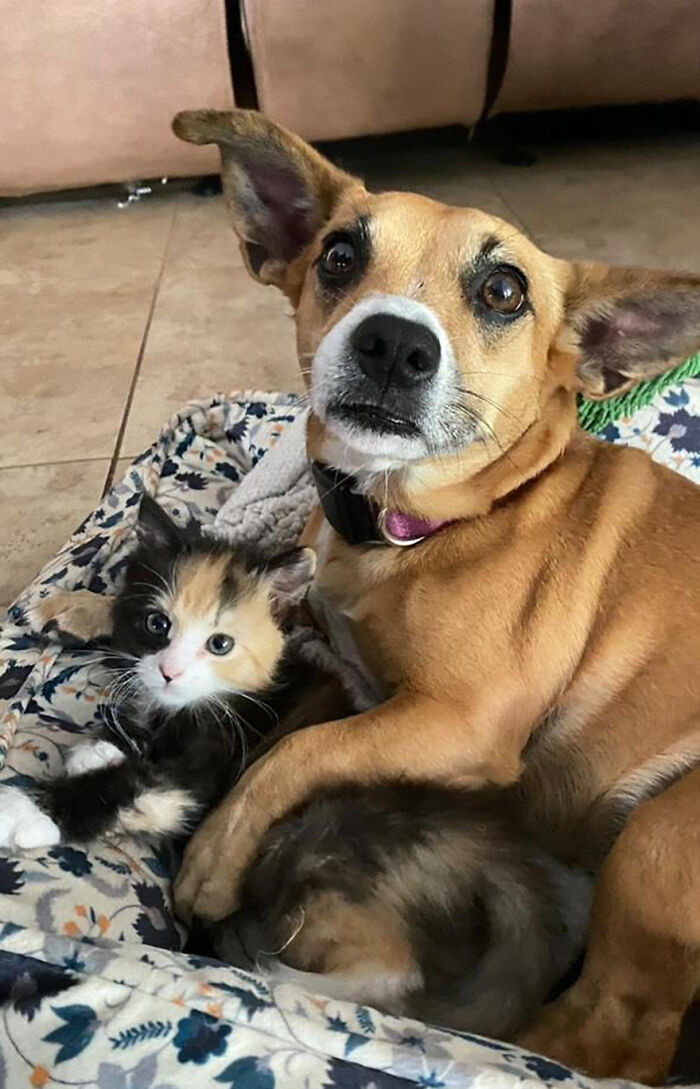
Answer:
[
  {"xmin": 483, "ymin": 174, "xmax": 532, "ymax": 234},
  {"xmin": 101, "ymin": 208, "xmax": 178, "ymax": 497},
  {"xmin": 0, "ymin": 455, "xmax": 109, "ymax": 473},
  {"xmin": 452, "ymin": 146, "xmax": 534, "ymax": 234}
]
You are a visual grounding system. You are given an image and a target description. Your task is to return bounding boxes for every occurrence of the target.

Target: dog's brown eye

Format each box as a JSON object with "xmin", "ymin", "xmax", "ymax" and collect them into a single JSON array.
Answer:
[
  {"xmin": 320, "ymin": 238, "xmax": 356, "ymax": 278},
  {"xmin": 480, "ymin": 270, "xmax": 525, "ymax": 315}
]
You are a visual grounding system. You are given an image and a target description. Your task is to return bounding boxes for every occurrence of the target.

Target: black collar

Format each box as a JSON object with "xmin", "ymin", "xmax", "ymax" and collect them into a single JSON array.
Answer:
[{"xmin": 310, "ymin": 461, "xmax": 382, "ymax": 546}]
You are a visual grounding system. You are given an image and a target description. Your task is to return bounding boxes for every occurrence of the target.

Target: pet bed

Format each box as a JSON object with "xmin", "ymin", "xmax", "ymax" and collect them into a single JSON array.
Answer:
[{"xmin": 0, "ymin": 380, "xmax": 698, "ymax": 1089}]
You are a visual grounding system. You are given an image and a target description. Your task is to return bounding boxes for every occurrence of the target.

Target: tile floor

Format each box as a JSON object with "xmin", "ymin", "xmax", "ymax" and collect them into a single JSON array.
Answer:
[{"xmin": 1, "ymin": 129, "xmax": 699, "ymax": 606}]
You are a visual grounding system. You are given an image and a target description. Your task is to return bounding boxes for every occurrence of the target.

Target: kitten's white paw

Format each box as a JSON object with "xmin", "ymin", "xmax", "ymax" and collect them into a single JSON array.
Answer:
[
  {"xmin": 65, "ymin": 739, "xmax": 125, "ymax": 776},
  {"xmin": 0, "ymin": 787, "xmax": 60, "ymax": 850}
]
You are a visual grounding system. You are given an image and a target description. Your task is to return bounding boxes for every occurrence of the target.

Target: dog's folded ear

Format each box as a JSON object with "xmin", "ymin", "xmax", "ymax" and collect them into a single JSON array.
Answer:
[
  {"xmin": 173, "ymin": 109, "xmax": 359, "ymax": 290},
  {"xmin": 558, "ymin": 262, "xmax": 700, "ymax": 399}
]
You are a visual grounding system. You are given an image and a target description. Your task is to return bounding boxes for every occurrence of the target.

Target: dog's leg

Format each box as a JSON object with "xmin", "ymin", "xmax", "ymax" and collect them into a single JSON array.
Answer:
[
  {"xmin": 519, "ymin": 765, "xmax": 700, "ymax": 1084},
  {"xmin": 29, "ymin": 589, "xmax": 113, "ymax": 642},
  {"xmin": 174, "ymin": 691, "xmax": 522, "ymax": 922}
]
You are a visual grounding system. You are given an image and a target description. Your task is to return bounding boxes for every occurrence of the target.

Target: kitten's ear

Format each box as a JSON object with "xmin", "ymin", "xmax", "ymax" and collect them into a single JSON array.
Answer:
[
  {"xmin": 136, "ymin": 496, "xmax": 187, "ymax": 552},
  {"xmin": 265, "ymin": 547, "xmax": 316, "ymax": 621}
]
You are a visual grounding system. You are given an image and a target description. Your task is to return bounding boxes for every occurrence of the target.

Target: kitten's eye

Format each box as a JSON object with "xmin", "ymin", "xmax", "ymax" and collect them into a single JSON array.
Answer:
[
  {"xmin": 319, "ymin": 236, "xmax": 356, "ymax": 280},
  {"xmin": 480, "ymin": 268, "xmax": 526, "ymax": 315},
  {"xmin": 144, "ymin": 611, "xmax": 171, "ymax": 637},
  {"xmin": 206, "ymin": 633, "xmax": 234, "ymax": 656}
]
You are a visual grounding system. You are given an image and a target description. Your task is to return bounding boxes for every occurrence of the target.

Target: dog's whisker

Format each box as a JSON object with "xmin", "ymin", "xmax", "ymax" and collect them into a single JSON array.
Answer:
[
  {"xmin": 459, "ymin": 370, "xmax": 542, "ymax": 383},
  {"xmin": 457, "ymin": 386, "xmax": 519, "ymax": 425}
]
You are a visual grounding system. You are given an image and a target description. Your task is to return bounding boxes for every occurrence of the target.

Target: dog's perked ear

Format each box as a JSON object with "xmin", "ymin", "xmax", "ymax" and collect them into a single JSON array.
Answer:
[
  {"xmin": 135, "ymin": 495, "xmax": 188, "ymax": 553},
  {"xmin": 264, "ymin": 547, "xmax": 316, "ymax": 622},
  {"xmin": 559, "ymin": 263, "xmax": 700, "ymax": 400},
  {"xmin": 172, "ymin": 109, "xmax": 358, "ymax": 289}
]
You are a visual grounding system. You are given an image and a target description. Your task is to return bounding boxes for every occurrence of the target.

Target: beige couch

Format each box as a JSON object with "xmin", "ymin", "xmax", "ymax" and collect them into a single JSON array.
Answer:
[
  {"xmin": 3, "ymin": 0, "xmax": 698, "ymax": 196},
  {"xmin": 1, "ymin": 0, "xmax": 234, "ymax": 196},
  {"xmin": 241, "ymin": 0, "xmax": 699, "ymax": 139},
  {"xmin": 494, "ymin": 0, "xmax": 700, "ymax": 113},
  {"xmin": 241, "ymin": 0, "xmax": 494, "ymax": 142}
]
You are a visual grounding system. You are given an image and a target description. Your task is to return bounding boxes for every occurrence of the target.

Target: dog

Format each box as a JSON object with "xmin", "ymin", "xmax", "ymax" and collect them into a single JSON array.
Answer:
[{"xmin": 172, "ymin": 108, "xmax": 700, "ymax": 1083}]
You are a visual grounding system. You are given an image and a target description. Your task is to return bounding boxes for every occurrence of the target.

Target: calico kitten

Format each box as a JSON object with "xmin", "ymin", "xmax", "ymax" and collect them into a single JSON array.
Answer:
[
  {"xmin": 213, "ymin": 782, "xmax": 592, "ymax": 1041},
  {"xmin": 0, "ymin": 496, "xmax": 315, "ymax": 850}
]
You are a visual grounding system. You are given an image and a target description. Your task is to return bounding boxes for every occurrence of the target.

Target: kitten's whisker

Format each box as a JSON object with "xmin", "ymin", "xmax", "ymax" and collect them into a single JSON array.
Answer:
[
  {"xmin": 235, "ymin": 690, "xmax": 279, "ymax": 724},
  {"xmin": 210, "ymin": 695, "xmax": 267, "ymax": 742},
  {"xmin": 140, "ymin": 565, "xmax": 171, "ymax": 596},
  {"xmin": 231, "ymin": 707, "xmax": 267, "ymax": 741}
]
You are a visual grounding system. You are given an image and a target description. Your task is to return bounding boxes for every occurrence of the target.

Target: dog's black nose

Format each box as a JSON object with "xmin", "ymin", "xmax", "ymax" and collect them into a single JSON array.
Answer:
[{"xmin": 351, "ymin": 314, "xmax": 440, "ymax": 388}]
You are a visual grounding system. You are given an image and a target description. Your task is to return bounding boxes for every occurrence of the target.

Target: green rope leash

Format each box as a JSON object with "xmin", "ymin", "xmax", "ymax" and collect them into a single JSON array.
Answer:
[{"xmin": 577, "ymin": 351, "xmax": 700, "ymax": 433}]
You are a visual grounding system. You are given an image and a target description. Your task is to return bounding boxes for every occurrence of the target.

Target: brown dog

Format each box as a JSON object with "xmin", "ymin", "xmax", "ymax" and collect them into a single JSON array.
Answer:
[{"xmin": 172, "ymin": 109, "xmax": 700, "ymax": 1083}]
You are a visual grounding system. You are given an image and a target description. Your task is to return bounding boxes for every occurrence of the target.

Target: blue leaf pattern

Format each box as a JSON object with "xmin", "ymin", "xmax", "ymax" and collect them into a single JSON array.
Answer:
[
  {"xmin": 212, "ymin": 983, "xmax": 272, "ymax": 1020},
  {"xmin": 173, "ymin": 1010, "xmax": 231, "ymax": 1064},
  {"xmin": 43, "ymin": 1003, "xmax": 98, "ymax": 1063},
  {"xmin": 47, "ymin": 845, "xmax": 92, "ymax": 877},
  {"xmin": 664, "ymin": 387, "xmax": 689, "ymax": 407},
  {"xmin": 109, "ymin": 1021, "xmax": 173, "ymax": 1049},
  {"xmin": 0, "ymin": 952, "xmax": 75, "ymax": 1021},
  {"xmin": 324, "ymin": 1059, "xmax": 415, "ymax": 1088},
  {"xmin": 603, "ymin": 378, "xmax": 700, "ymax": 480},
  {"xmin": 215, "ymin": 1057, "xmax": 275, "ymax": 1087},
  {"xmin": 356, "ymin": 1008, "xmax": 375, "ymax": 1035},
  {"xmin": 0, "ymin": 857, "xmax": 25, "ymax": 895}
]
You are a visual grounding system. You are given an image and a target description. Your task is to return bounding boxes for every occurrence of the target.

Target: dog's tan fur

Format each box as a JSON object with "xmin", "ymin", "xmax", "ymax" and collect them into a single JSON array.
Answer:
[
  {"xmin": 32, "ymin": 589, "xmax": 114, "ymax": 642},
  {"xmin": 172, "ymin": 110, "xmax": 700, "ymax": 1081}
]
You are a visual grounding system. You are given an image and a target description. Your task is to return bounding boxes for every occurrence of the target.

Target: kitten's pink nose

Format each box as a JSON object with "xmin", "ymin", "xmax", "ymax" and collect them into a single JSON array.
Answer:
[{"xmin": 160, "ymin": 663, "xmax": 184, "ymax": 683}]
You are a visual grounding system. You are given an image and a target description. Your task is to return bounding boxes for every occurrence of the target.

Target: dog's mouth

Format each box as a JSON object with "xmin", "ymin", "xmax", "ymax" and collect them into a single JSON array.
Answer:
[{"xmin": 326, "ymin": 400, "xmax": 421, "ymax": 439}]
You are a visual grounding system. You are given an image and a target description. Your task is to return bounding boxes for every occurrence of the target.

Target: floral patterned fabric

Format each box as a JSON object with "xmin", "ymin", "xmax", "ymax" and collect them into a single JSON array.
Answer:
[
  {"xmin": 0, "ymin": 383, "xmax": 698, "ymax": 1089},
  {"xmin": 598, "ymin": 377, "xmax": 700, "ymax": 483},
  {"xmin": 0, "ymin": 920, "xmax": 646, "ymax": 1089}
]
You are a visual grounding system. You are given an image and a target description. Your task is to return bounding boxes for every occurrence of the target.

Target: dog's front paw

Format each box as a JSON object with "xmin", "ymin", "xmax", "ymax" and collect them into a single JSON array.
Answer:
[
  {"xmin": 174, "ymin": 803, "xmax": 248, "ymax": 923},
  {"xmin": 0, "ymin": 787, "xmax": 61, "ymax": 850},
  {"xmin": 175, "ymin": 733, "xmax": 322, "ymax": 922},
  {"xmin": 28, "ymin": 590, "xmax": 113, "ymax": 642},
  {"xmin": 175, "ymin": 768, "xmax": 273, "ymax": 922},
  {"xmin": 518, "ymin": 983, "xmax": 679, "ymax": 1084}
]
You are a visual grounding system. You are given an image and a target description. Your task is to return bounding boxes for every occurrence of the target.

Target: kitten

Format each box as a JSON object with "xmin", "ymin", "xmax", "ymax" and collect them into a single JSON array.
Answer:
[
  {"xmin": 213, "ymin": 782, "xmax": 592, "ymax": 1041},
  {"xmin": 0, "ymin": 496, "xmax": 315, "ymax": 850}
]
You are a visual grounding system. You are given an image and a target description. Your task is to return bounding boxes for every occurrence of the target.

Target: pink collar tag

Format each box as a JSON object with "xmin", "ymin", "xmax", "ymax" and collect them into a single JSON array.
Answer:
[{"xmin": 378, "ymin": 508, "xmax": 455, "ymax": 547}]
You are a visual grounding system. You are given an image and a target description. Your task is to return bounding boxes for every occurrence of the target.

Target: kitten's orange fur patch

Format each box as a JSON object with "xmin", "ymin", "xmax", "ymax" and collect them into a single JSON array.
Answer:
[
  {"xmin": 214, "ymin": 585, "xmax": 285, "ymax": 692},
  {"xmin": 168, "ymin": 554, "xmax": 285, "ymax": 693},
  {"xmin": 174, "ymin": 553, "xmax": 231, "ymax": 621}
]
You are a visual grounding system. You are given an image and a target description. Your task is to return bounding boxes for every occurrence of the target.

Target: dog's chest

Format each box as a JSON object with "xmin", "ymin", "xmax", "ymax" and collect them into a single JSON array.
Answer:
[
  {"xmin": 312, "ymin": 521, "xmax": 377, "ymax": 617},
  {"xmin": 311, "ymin": 521, "xmax": 407, "ymax": 681}
]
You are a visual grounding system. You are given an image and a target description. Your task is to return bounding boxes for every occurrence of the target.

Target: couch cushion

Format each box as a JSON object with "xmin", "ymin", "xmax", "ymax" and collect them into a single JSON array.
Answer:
[
  {"xmin": 0, "ymin": 0, "xmax": 234, "ymax": 195},
  {"xmin": 243, "ymin": 0, "xmax": 494, "ymax": 141},
  {"xmin": 495, "ymin": 0, "xmax": 700, "ymax": 113}
]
